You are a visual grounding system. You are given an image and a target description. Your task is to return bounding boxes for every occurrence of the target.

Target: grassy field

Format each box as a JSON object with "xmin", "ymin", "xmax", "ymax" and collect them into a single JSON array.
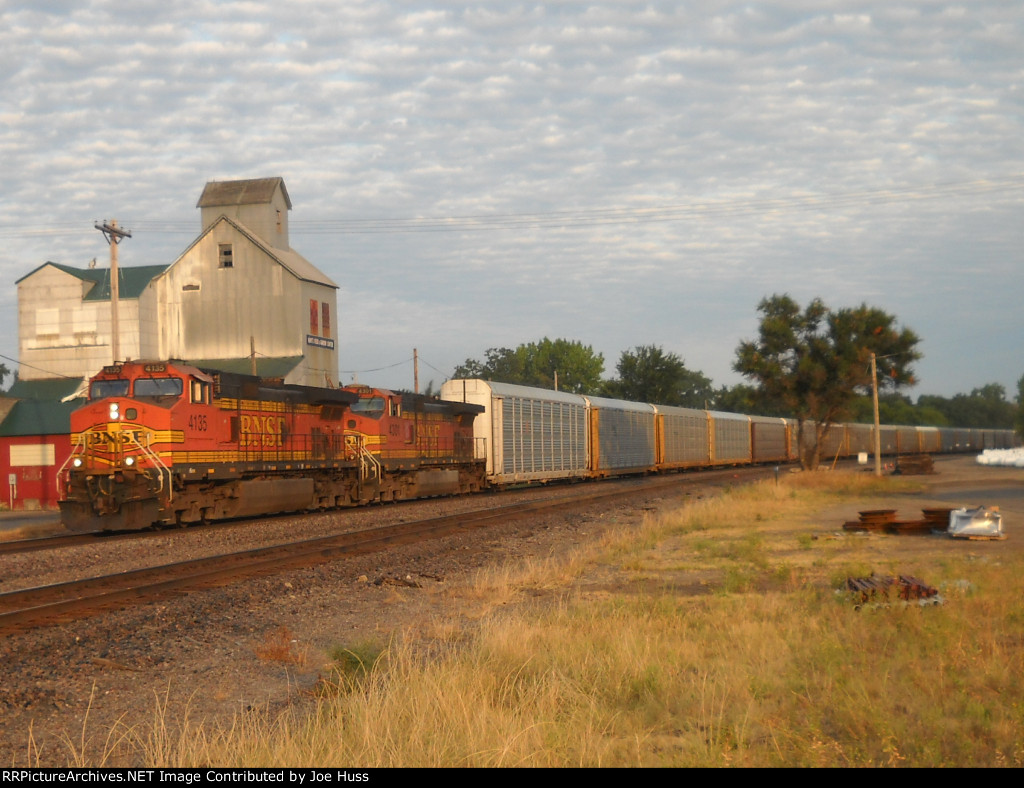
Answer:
[{"xmin": 57, "ymin": 471, "xmax": 1024, "ymax": 767}]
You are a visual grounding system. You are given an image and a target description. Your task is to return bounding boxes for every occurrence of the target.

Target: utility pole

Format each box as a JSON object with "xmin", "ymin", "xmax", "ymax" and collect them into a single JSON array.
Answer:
[
  {"xmin": 871, "ymin": 352, "xmax": 882, "ymax": 477},
  {"xmin": 413, "ymin": 348, "xmax": 419, "ymax": 394},
  {"xmin": 95, "ymin": 220, "xmax": 131, "ymax": 364}
]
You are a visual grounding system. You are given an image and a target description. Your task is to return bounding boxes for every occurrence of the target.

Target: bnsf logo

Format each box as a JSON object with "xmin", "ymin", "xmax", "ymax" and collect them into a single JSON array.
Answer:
[
  {"xmin": 86, "ymin": 427, "xmax": 148, "ymax": 449},
  {"xmin": 240, "ymin": 414, "xmax": 287, "ymax": 448}
]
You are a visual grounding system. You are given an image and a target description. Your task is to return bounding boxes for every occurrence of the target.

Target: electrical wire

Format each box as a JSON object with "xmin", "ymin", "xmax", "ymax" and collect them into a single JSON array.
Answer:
[{"xmin": 0, "ymin": 175, "xmax": 1020, "ymax": 239}]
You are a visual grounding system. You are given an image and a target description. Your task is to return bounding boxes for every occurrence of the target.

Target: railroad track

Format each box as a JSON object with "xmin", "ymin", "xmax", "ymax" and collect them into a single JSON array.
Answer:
[
  {"xmin": 0, "ymin": 466, "xmax": 776, "ymax": 632},
  {"xmin": 0, "ymin": 464, "xmax": 772, "ymax": 558}
]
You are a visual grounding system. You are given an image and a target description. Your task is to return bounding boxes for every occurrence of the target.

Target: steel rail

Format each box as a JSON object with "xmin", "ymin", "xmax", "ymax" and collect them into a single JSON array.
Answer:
[{"xmin": 0, "ymin": 466, "xmax": 775, "ymax": 632}]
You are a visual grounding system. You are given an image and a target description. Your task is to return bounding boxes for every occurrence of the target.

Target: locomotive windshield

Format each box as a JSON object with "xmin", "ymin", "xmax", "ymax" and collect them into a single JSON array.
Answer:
[
  {"xmin": 134, "ymin": 377, "xmax": 184, "ymax": 399},
  {"xmin": 350, "ymin": 396, "xmax": 386, "ymax": 419},
  {"xmin": 90, "ymin": 379, "xmax": 130, "ymax": 400}
]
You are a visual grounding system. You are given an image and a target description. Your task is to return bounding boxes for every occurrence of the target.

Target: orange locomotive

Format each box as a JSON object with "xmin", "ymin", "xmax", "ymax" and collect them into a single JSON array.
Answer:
[{"xmin": 58, "ymin": 360, "xmax": 485, "ymax": 532}]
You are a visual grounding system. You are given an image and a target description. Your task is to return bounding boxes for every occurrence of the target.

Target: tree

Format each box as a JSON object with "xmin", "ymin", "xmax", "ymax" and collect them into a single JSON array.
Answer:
[
  {"xmin": 734, "ymin": 294, "xmax": 921, "ymax": 470},
  {"xmin": 918, "ymin": 384, "xmax": 1016, "ymax": 429},
  {"xmin": 602, "ymin": 345, "xmax": 713, "ymax": 407},
  {"xmin": 0, "ymin": 362, "xmax": 9, "ymax": 390},
  {"xmin": 1016, "ymin": 373, "xmax": 1024, "ymax": 439},
  {"xmin": 453, "ymin": 338, "xmax": 605, "ymax": 394}
]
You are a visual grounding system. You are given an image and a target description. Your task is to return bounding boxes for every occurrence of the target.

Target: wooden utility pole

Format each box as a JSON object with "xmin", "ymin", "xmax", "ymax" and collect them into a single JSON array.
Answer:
[
  {"xmin": 871, "ymin": 352, "xmax": 882, "ymax": 477},
  {"xmin": 95, "ymin": 220, "xmax": 131, "ymax": 364},
  {"xmin": 413, "ymin": 348, "xmax": 419, "ymax": 394}
]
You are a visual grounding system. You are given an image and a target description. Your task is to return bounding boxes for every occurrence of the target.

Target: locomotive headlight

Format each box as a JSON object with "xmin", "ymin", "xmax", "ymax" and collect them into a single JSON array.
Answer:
[
  {"xmin": 109, "ymin": 403, "xmax": 120, "ymax": 420},
  {"xmin": 73, "ymin": 458, "xmax": 83, "ymax": 468},
  {"xmin": 124, "ymin": 456, "xmax": 135, "ymax": 466}
]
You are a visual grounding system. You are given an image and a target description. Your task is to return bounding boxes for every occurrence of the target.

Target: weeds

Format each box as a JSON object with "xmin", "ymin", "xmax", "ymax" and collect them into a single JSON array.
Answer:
[
  {"xmin": 26, "ymin": 469, "xmax": 1024, "ymax": 767},
  {"xmin": 254, "ymin": 626, "xmax": 308, "ymax": 667}
]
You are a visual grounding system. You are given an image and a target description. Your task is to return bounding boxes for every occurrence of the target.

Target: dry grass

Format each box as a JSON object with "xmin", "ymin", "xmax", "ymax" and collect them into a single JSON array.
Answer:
[
  {"xmin": 41, "ymin": 470, "xmax": 1024, "ymax": 767},
  {"xmin": 254, "ymin": 626, "xmax": 308, "ymax": 667}
]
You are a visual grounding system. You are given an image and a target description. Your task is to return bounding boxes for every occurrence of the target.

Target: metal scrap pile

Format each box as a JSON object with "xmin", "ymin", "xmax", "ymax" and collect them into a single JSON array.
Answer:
[
  {"xmin": 845, "ymin": 575, "xmax": 939, "ymax": 607},
  {"xmin": 843, "ymin": 506, "xmax": 1006, "ymax": 539}
]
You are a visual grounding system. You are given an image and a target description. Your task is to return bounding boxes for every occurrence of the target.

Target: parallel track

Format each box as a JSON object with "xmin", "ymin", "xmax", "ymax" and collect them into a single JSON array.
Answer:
[{"xmin": 0, "ymin": 466, "xmax": 772, "ymax": 633}]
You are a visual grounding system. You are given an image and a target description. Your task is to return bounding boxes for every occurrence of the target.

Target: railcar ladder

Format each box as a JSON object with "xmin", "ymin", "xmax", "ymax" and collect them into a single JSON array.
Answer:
[
  {"xmin": 358, "ymin": 444, "xmax": 383, "ymax": 483},
  {"xmin": 124, "ymin": 430, "xmax": 173, "ymax": 503},
  {"xmin": 345, "ymin": 435, "xmax": 382, "ymax": 483}
]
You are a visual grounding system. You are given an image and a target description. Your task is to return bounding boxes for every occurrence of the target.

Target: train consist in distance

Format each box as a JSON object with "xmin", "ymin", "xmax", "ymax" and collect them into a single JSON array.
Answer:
[
  {"xmin": 59, "ymin": 361, "xmax": 1020, "ymax": 533},
  {"xmin": 439, "ymin": 379, "xmax": 1019, "ymax": 484}
]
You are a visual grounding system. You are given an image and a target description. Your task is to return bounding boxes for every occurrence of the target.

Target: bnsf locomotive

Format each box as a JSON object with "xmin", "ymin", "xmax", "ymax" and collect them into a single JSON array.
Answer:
[{"xmin": 58, "ymin": 360, "xmax": 485, "ymax": 532}]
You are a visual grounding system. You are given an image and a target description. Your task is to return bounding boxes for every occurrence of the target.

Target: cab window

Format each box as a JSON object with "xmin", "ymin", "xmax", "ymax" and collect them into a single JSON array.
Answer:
[
  {"xmin": 134, "ymin": 377, "xmax": 184, "ymax": 398},
  {"xmin": 350, "ymin": 396, "xmax": 386, "ymax": 419},
  {"xmin": 90, "ymin": 379, "xmax": 130, "ymax": 400},
  {"xmin": 190, "ymin": 379, "xmax": 211, "ymax": 404}
]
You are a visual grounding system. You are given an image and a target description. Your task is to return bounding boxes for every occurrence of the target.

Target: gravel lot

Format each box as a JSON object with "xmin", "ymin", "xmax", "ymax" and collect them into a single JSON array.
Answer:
[{"xmin": 1, "ymin": 457, "xmax": 1020, "ymax": 766}]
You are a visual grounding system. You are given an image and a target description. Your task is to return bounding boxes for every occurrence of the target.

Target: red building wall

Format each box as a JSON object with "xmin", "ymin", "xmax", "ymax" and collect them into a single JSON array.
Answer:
[{"xmin": 1, "ymin": 434, "xmax": 72, "ymax": 511}]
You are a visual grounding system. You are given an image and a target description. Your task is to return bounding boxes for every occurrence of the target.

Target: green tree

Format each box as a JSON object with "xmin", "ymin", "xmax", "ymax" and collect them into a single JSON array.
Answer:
[
  {"xmin": 602, "ymin": 345, "xmax": 713, "ymax": 407},
  {"xmin": 0, "ymin": 362, "xmax": 9, "ymax": 390},
  {"xmin": 711, "ymin": 383, "xmax": 790, "ymax": 416},
  {"xmin": 453, "ymin": 338, "xmax": 604, "ymax": 394},
  {"xmin": 919, "ymin": 384, "xmax": 1016, "ymax": 429},
  {"xmin": 1016, "ymin": 373, "xmax": 1024, "ymax": 439},
  {"xmin": 734, "ymin": 294, "xmax": 921, "ymax": 470}
]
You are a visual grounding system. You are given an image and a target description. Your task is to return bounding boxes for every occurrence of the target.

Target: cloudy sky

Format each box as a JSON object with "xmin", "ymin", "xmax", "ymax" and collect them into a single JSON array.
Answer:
[{"xmin": 2, "ymin": 0, "xmax": 1022, "ymax": 399}]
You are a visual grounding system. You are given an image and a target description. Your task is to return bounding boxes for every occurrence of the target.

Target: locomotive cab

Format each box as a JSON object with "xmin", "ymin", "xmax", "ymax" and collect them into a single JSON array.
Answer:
[
  {"xmin": 60, "ymin": 361, "xmax": 220, "ymax": 531},
  {"xmin": 341, "ymin": 384, "xmax": 484, "ymax": 497}
]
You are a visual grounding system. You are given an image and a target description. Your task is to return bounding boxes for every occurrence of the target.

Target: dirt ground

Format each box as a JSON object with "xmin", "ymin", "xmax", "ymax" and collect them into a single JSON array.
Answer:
[
  {"xmin": 817, "ymin": 456, "xmax": 1024, "ymax": 548},
  {"xmin": 0, "ymin": 455, "xmax": 1021, "ymax": 765}
]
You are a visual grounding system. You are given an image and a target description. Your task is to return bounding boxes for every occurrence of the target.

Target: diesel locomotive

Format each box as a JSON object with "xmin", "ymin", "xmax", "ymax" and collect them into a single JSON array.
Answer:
[{"xmin": 58, "ymin": 360, "xmax": 486, "ymax": 532}]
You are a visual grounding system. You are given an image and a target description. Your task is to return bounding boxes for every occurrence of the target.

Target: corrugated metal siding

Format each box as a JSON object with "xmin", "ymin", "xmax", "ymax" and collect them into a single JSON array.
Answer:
[
  {"xmin": 498, "ymin": 394, "xmax": 588, "ymax": 477},
  {"xmin": 591, "ymin": 405, "xmax": 656, "ymax": 471},
  {"xmin": 918, "ymin": 427, "xmax": 941, "ymax": 453},
  {"xmin": 657, "ymin": 406, "xmax": 710, "ymax": 465},
  {"xmin": 846, "ymin": 424, "xmax": 873, "ymax": 454},
  {"xmin": 878, "ymin": 427, "xmax": 898, "ymax": 454},
  {"xmin": 750, "ymin": 417, "xmax": 788, "ymax": 462},
  {"xmin": 895, "ymin": 426, "xmax": 919, "ymax": 454},
  {"xmin": 797, "ymin": 421, "xmax": 846, "ymax": 461},
  {"xmin": 709, "ymin": 411, "xmax": 751, "ymax": 463}
]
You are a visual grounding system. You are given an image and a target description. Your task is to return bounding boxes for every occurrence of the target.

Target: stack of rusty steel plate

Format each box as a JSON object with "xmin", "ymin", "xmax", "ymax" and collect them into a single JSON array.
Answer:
[
  {"xmin": 843, "ymin": 509, "xmax": 896, "ymax": 532},
  {"xmin": 895, "ymin": 454, "xmax": 934, "ymax": 474},
  {"xmin": 922, "ymin": 507, "xmax": 956, "ymax": 533},
  {"xmin": 843, "ymin": 509, "xmax": 934, "ymax": 535}
]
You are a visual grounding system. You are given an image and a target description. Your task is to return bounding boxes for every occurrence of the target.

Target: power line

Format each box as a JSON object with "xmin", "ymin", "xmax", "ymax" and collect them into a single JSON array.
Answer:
[{"xmin": 0, "ymin": 175, "xmax": 1020, "ymax": 239}]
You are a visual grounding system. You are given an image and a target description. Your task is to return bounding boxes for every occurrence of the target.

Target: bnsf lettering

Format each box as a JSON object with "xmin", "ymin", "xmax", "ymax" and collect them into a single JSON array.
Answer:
[{"xmin": 240, "ymin": 414, "xmax": 287, "ymax": 447}]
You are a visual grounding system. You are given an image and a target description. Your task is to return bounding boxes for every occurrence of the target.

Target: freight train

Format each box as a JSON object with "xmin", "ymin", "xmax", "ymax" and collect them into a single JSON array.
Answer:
[{"xmin": 58, "ymin": 361, "xmax": 1020, "ymax": 533}]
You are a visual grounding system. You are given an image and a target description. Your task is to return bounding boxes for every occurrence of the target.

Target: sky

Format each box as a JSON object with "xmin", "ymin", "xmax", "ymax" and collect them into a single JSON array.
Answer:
[{"xmin": 1, "ymin": 0, "xmax": 1022, "ymax": 399}]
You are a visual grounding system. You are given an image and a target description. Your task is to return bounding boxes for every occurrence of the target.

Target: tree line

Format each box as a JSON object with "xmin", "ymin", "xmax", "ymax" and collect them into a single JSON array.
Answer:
[
  {"xmin": 2, "ymin": 296, "xmax": 1020, "ymax": 470},
  {"xmin": 452, "ymin": 295, "xmax": 1024, "ymax": 469}
]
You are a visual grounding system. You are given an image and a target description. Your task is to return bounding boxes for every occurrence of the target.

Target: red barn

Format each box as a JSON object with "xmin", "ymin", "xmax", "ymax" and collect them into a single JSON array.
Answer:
[{"xmin": 0, "ymin": 380, "xmax": 84, "ymax": 511}]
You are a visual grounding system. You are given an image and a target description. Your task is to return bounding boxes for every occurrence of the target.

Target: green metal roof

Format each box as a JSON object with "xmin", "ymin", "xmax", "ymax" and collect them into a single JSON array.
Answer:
[
  {"xmin": 0, "ymin": 398, "xmax": 83, "ymax": 437},
  {"xmin": 16, "ymin": 262, "xmax": 169, "ymax": 300},
  {"xmin": 6, "ymin": 377, "xmax": 85, "ymax": 401}
]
